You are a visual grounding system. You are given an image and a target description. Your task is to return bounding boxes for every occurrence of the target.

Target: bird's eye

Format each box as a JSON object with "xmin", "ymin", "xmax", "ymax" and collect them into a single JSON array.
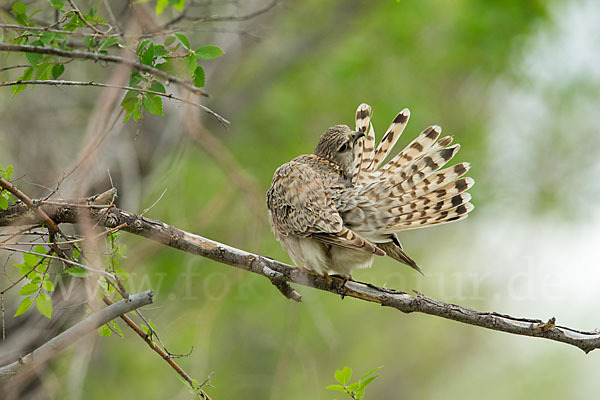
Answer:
[{"xmin": 338, "ymin": 142, "xmax": 349, "ymax": 152}]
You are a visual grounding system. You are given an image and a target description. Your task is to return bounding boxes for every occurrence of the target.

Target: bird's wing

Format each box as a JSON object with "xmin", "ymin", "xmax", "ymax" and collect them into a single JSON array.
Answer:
[{"xmin": 267, "ymin": 158, "xmax": 383, "ymax": 255}]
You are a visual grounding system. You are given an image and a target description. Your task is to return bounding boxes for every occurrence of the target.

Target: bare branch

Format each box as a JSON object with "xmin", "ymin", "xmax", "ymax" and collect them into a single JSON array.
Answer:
[
  {"xmin": 0, "ymin": 43, "xmax": 206, "ymax": 96},
  {"xmin": 0, "ymin": 79, "xmax": 229, "ymax": 125},
  {"xmin": 102, "ymin": 296, "xmax": 211, "ymax": 400},
  {"xmin": 0, "ymin": 290, "xmax": 154, "ymax": 381},
  {"xmin": 2, "ymin": 199, "xmax": 600, "ymax": 353},
  {"xmin": 185, "ymin": 0, "xmax": 279, "ymax": 23}
]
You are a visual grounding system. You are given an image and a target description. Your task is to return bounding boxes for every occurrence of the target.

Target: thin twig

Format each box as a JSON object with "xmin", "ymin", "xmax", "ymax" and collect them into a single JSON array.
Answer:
[
  {"xmin": 0, "ymin": 223, "xmax": 127, "ymax": 246},
  {"xmin": 0, "ymin": 79, "xmax": 229, "ymax": 125},
  {"xmin": 0, "ymin": 64, "xmax": 29, "ymax": 72},
  {"xmin": 0, "ymin": 246, "xmax": 116, "ymax": 279},
  {"xmin": 65, "ymin": 0, "xmax": 110, "ymax": 35},
  {"xmin": 186, "ymin": 0, "xmax": 279, "ymax": 23},
  {"xmin": 140, "ymin": 188, "xmax": 167, "ymax": 216},
  {"xmin": 102, "ymin": 296, "xmax": 212, "ymax": 399}
]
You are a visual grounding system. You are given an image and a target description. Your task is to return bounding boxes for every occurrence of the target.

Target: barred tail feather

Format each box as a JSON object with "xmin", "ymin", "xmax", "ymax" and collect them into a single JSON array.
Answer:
[
  {"xmin": 396, "ymin": 164, "xmax": 471, "ymax": 204},
  {"xmin": 370, "ymin": 108, "xmax": 410, "ymax": 171},
  {"xmin": 352, "ymin": 103, "xmax": 372, "ymax": 184},
  {"xmin": 384, "ymin": 202, "xmax": 474, "ymax": 232},
  {"xmin": 376, "ymin": 125, "xmax": 442, "ymax": 178},
  {"xmin": 361, "ymin": 137, "xmax": 459, "ymax": 202}
]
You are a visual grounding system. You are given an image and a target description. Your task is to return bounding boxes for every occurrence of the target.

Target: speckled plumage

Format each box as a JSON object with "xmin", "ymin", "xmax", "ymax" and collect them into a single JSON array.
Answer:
[{"xmin": 266, "ymin": 104, "xmax": 474, "ymax": 277}]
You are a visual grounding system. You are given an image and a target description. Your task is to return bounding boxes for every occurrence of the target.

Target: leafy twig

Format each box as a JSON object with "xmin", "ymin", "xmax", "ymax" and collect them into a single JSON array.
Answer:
[
  {"xmin": 0, "ymin": 43, "xmax": 206, "ymax": 96},
  {"xmin": 0, "ymin": 79, "xmax": 229, "ymax": 125}
]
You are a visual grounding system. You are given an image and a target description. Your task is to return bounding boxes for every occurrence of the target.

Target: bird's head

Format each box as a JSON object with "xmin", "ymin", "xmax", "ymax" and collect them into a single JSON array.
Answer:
[{"xmin": 313, "ymin": 124, "xmax": 364, "ymax": 176}]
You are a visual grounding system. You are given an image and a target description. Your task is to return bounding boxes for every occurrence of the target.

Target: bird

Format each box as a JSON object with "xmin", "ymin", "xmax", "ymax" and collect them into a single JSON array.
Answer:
[{"xmin": 266, "ymin": 103, "xmax": 474, "ymax": 278}]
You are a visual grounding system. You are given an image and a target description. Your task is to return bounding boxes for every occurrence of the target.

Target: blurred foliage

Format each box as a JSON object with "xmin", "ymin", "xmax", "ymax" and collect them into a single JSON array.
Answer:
[{"xmin": 3, "ymin": 0, "xmax": 598, "ymax": 399}]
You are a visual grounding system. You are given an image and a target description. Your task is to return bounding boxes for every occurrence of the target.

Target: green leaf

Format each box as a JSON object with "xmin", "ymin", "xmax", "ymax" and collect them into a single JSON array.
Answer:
[
  {"xmin": 73, "ymin": 247, "xmax": 80, "ymax": 260},
  {"xmin": 133, "ymin": 101, "xmax": 143, "ymax": 121},
  {"xmin": 360, "ymin": 366, "xmax": 383, "ymax": 381},
  {"xmin": 325, "ymin": 384, "xmax": 346, "ymax": 392},
  {"xmin": 12, "ymin": 2, "xmax": 27, "ymax": 16},
  {"xmin": 170, "ymin": 0, "xmax": 185, "ymax": 11},
  {"xmin": 109, "ymin": 320, "xmax": 123, "ymax": 336},
  {"xmin": 141, "ymin": 43, "xmax": 154, "ymax": 66},
  {"xmin": 83, "ymin": 36, "xmax": 94, "ymax": 49},
  {"xmin": 26, "ymin": 40, "xmax": 44, "ymax": 67},
  {"xmin": 194, "ymin": 45, "xmax": 224, "ymax": 60},
  {"xmin": 42, "ymin": 280, "xmax": 54, "ymax": 292},
  {"xmin": 12, "ymin": 67, "xmax": 33, "ymax": 95},
  {"xmin": 12, "ymin": 2, "xmax": 29, "ymax": 26},
  {"xmin": 149, "ymin": 81, "xmax": 166, "ymax": 94},
  {"xmin": 121, "ymin": 90, "xmax": 140, "ymax": 113},
  {"xmin": 14, "ymin": 297, "xmax": 33, "ymax": 317},
  {"xmin": 128, "ymin": 71, "xmax": 145, "ymax": 87},
  {"xmin": 335, "ymin": 367, "xmax": 352, "ymax": 385},
  {"xmin": 184, "ymin": 53, "xmax": 196, "ymax": 77},
  {"xmin": 49, "ymin": 0, "xmax": 64, "ymax": 11},
  {"xmin": 99, "ymin": 38, "xmax": 119, "ymax": 50},
  {"xmin": 36, "ymin": 292, "xmax": 52, "ymax": 318},
  {"xmin": 155, "ymin": 0, "xmax": 168, "ymax": 15},
  {"xmin": 136, "ymin": 39, "xmax": 151, "ymax": 56},
  {"xmin": 174, "ymin": 33, "xmax": 191, "ymax": 50},
  {"xmin": 358, "ymin": 375, "xmax": 378, "ymax": 391},
  {"xmin": 18, "ymin": 283, "xmax": 39, "ymax": 296},
  {"xmin": 98, "ymin": 323, "xmax": 112, "ymax": 337},
  {"xmin": 348, "ymin": 382, "xmax": 360, "ymax": 392},
  {"xmin": 0, "ymin": 196, "xmax": 7, "ymax": 210},
  {"xmin": 40, "ymin": 31, "xmax": 55, "ymax": 45},
  {"xmin": 193, "ymin": 65, "xmax": 205, "ymax": 87},
  {"xmin": 356, "ymin": 388, "xmax": 366, "ymax": 400},
  {"xmin": 35, "ymin": 62, "xmax": 53, "ymax": 80},
  {"xmin": 153, "ymin": 45, "xmax": 168, "ymax": 58},
  {"xmin": 164, "ymin": 35, "xmax": 176, "ymax": 47},
  {"xmin": 52, "ymin": 63, "xmax": 65, "ymax": 79},
  {"xmin": 143, "ymin": 94, "xmax": 163, "ymax": 116},
  {"xmin": 65, "ymin": 267, "xmax": 87, "ymax": 277},
  {"xmin": 63, "ymin": 13, "xmax": 84, "ymax": 31},
  {"xmin": 23, "ymin": 252, "xmax": 39, "ymax": 266},
  {"xmin": 37, "ymin": 261, "xmax": 48, "ymax": 273}
]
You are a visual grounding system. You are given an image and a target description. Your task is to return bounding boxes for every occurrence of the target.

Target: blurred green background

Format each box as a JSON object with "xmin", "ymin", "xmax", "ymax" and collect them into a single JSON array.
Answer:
[{"xmin": 2, "ymin": 0, "xmax": 600, "ymax": 398}]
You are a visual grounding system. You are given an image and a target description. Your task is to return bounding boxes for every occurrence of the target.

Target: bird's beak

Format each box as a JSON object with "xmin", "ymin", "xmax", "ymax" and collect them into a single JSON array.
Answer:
[{"xmin": 352, "ymin": 131, "xmax": 365, "ymax": 144}]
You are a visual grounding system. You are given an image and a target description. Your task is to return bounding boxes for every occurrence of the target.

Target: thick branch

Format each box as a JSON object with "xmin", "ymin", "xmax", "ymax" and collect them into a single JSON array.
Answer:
[
  {"xmin": 0, "ymin": 43, "xmax": 206, "ymax": 96},
  {"xmin": 1, "ymin": 199, "xmax": 600, "ymax": 353},
  {"xmin": 0, "ymin": 290, "xmax": 153, "ymax": 381}
]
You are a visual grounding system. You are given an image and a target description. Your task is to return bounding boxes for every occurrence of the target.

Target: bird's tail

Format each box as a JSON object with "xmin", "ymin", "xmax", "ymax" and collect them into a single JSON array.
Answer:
[{"xmin": 352, "ymin": 104, "xmax": 474, "ymax": 232}]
